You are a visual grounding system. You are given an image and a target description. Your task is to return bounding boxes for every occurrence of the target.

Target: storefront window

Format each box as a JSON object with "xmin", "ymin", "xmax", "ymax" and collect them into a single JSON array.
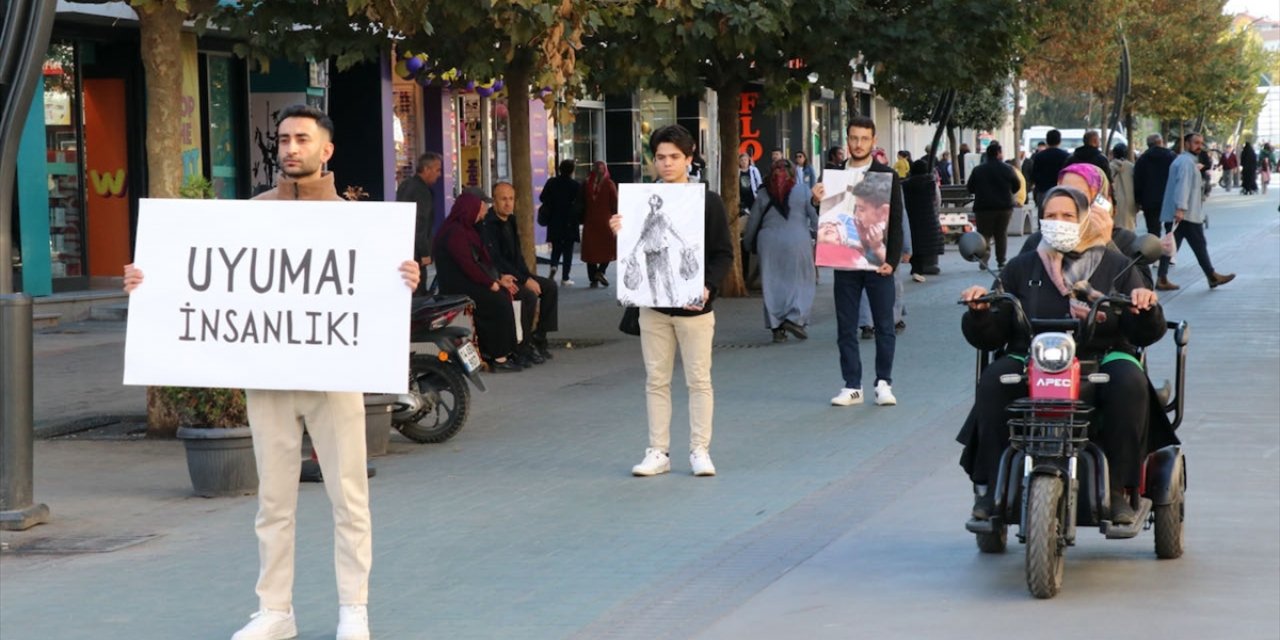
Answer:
[
  {"xmin": 206, "ymin": 55, "xmax": 241, "ymax": 199},
  {"xmin": 555, "ymin": 105, "xmax": 604, "ymax": 181},
  {"xmin": 392, "ymin": 76, "xmax": 423, "ymax": 184},
  {"xmin": 43, "ymin": 41, "xmax": 85, "ymax": 282},
  {"xmin": 637, "ymin": 91, "xmax": 676, "ymax": 182}
]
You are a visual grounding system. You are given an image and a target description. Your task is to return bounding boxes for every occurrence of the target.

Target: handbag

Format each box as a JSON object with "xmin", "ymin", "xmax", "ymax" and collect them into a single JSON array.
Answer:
[
  {"xmin": 537, "ymin": 202, "xmax": 549, "ymax": 227},
  {"xmin": 618, "ymin": 306, "xmax": 640, "ymax": 336},
  {"xmin": 1160, "ymin": 222, "xmax": 1179, "ymax": 258}
]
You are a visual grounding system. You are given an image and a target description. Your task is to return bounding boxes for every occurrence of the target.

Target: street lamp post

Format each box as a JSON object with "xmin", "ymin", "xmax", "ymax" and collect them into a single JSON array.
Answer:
[{"xmin": 0, "ymin": 0, "xmax": 56, "ymax": 530}]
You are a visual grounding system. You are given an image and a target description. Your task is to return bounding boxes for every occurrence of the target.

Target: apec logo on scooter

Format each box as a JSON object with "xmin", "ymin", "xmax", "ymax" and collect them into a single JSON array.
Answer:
[{"xmin": 1035, "ymin": 377, "xmax": 1073, "ymax": 388}]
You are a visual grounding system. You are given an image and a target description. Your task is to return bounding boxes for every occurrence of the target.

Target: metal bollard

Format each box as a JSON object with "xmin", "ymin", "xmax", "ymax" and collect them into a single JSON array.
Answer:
[{"xmin": 0, "ymin": 293, "xmax": 49, "ymax": 530}]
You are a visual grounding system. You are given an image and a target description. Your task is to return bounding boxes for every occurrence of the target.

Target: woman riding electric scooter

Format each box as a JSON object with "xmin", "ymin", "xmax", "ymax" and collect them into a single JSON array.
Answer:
[{"xmin": 956, "ymin": 186, "xmax": 1179, "ymax": 525}]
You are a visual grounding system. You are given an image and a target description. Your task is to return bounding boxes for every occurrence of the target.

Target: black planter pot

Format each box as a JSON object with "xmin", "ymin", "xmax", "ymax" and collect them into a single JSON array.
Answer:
[
  {"xmin": 364, "ymin": 394, "xmax": 397, "ymax": 458},
  {"xmin": 176, "ymin": 426, "xmax": 258, "ymax": 497}
]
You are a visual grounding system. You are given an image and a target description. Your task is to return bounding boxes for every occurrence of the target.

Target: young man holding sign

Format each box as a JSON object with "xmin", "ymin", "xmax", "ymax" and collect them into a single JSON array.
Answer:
[
  {"xmin": 124, "ymin": 105, "xmax": 418, "ymax": 640},
  {"xmin": 814, "ymin": 116, "xmax": 905, "ymax": 409},
  {"xmin": 609, "ymin": 125, "xmax": 734, "ymax": 477}
]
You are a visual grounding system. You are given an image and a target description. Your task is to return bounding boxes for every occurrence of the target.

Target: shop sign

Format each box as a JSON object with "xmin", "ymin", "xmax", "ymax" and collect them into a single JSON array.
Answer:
[
  {"xmin": 739, "ymin": 91, "xmax": 763, "ymax": 162},
  {"xmin": 124, "ymin": 198, "xmax": 415, "ymax": 393}
]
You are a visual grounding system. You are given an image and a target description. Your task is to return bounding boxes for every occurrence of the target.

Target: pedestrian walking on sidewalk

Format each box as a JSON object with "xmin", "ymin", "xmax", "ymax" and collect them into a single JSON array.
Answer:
[
  {"xmin": 1156, "ymin": 132, "xmax": 1235, "ymax": 291},
  {"xmin": 1134, "ymin": 134, "xmax": 1176, "ymax": 236},
  {"xmin": 541, "ymin": 160, "xmax": 581, "ymax": 286},
  {"xmin": 123, "ymin": 105, "xmax": 420, "ymax": 640},
  {"xmin": 581, "ymin": 160, "xmax": 618, "ymax": 288},
  {"xmin": 967, "ymin": 142, "xmax": 1020, "ymax": 268},
  {"xmin": 743, "ymin": 158, "xmax": 818, "ymax": 343},
  {"xmin": 611, "ymin": 124, "xmax": 734, "ymax": 478}
]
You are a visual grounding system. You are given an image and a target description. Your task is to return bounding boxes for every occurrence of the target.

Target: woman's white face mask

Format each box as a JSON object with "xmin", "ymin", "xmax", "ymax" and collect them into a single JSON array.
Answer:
[{"xmin": 1040, "ymin": 219, "xmax": 1081, "ymax": 252}]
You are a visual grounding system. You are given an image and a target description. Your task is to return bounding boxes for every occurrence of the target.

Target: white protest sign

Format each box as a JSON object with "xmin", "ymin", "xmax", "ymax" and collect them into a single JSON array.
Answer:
[
  {"xmin": 616, "ymin": 183, "xmax": 706, "ymax": 308},
  {"xmin": 124, "ymin": 198, "xmax": 414, "ymax": 393}
]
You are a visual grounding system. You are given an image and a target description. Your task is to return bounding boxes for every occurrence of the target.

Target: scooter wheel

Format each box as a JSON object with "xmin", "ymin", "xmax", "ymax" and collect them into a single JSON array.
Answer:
[
  {"xmin": 1154, "ymin": 471, "xmax": 1185, "ymax": 559},
  {"xmin": 976, "ymin": 526, "xmax": 1007, "ymax": 554},
  {"xmin": 395, "ymin": 357, "xmax": 470, "ymax": 443},
  {"xmin": 1025, "ymin": 475, "xmax": 1066, "ymax": 599}
]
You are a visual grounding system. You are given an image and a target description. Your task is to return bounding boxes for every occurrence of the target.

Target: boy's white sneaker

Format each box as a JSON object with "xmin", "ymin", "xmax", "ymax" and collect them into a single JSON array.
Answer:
[
  {"xmin": 336, "ymin": 605, "xmax": 370, "ymax": 640},
  {"xmin": 631, "ymin": 448, "xmax": 671, "ymax": 476},
  {"xmin": 231, "ymin": 609, "xmax": 297, "ymax": 640},
  {"xmin": 690, "ymin": 449, "xmax": 717, "ymax": 476}
]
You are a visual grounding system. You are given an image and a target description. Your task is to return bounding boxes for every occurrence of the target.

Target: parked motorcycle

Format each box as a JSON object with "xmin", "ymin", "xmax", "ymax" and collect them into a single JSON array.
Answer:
[
  {"xmin": 393, "ymin": 295, "xmax": 485, "ymax": 443},
  {"xmin": 957, "ymin": 232, "xmax": 1188, "ymax": 599}
]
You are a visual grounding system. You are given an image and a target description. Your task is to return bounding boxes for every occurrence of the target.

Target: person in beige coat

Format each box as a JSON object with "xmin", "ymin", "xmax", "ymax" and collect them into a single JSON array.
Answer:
[{"xmin": 1110, "ymin": 144, "xmax": 1138, "ymax": 231}]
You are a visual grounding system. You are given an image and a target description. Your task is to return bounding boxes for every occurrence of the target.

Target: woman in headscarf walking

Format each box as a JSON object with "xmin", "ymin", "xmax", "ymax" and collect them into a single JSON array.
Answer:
[
  {"xmin": 1240, "ymin": 141, "xmax": 1259, "ymax": 195},
  {"xmin": 581, "ymin": 160, "xmax": 618, "ymax": 288},
  {"xmin": 902, "ymin": 159, "xmax": 944, "ymax": 279},
  {"xmin": 743, "ymin": 158, "xmax": 819, "ymax": 342}
]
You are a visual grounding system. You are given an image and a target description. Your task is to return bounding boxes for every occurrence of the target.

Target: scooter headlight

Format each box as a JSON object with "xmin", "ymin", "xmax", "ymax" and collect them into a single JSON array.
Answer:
[{"xmin": 1030, "ymin": 332, "xmax": 1075, "ymax": 373}]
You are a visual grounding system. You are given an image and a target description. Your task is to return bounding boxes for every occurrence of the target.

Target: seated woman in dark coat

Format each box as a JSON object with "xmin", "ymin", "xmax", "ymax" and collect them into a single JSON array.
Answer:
[
  {"xmin": 433, "ymin": 192, "xmax": 522, "ymax": 371},
  {"xmin": 957, "ymin": 186, "xmax": 1177, "ymax": 525}
]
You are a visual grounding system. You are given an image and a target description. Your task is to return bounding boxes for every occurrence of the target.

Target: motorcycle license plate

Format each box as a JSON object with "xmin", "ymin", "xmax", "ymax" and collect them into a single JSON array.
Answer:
[{"xmin": 457, "ymin": 341, "xmax": 483, "ymax": 373}]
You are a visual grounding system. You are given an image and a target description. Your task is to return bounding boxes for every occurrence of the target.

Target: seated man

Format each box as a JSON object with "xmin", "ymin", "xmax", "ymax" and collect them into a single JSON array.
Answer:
[
  {"xmin": 480, "ymin": 182, "xmax": 558, "ymax": 366},
  {"xmin": 956, "ymin": 186, "xmax": 1178, "ymax": 525}
]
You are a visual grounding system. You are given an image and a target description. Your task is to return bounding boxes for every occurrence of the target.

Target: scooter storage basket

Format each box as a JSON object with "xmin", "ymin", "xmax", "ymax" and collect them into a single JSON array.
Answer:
[{"xmin": 1007, "ymin": 399, "xmax": 1091, "ymax": 458}]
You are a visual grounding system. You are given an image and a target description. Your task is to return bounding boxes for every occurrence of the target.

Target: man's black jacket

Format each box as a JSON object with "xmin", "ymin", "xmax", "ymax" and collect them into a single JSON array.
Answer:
[{"xmin": 479, "ymin": 208, "xmax": 532, "ymax": 283}]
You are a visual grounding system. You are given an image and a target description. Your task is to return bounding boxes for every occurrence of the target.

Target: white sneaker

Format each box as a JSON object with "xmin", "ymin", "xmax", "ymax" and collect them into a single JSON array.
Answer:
[
  {"xmin": 911, "ymin": 273, "xmax": 926, "ymax": 283},
  {"xmin": 830, "ymin": 388, "xmax": 863, "ymax": 406},
  {"xmin": 231, "ymin": 609, "xmax": 297, "ymax": 640},
  {"xmin": 874, "ymin": 380, "xmax": 897, "ymax": 406},
  {"xmin": 690, "ymin": 449, "xmax": 717, "ymax": 476},
  {"xmin": 336, "ymin": 605, "xmax": 370, "ymax": 640},
  {"xmin": 562, "ymin": 279, "xmax": 575, "ymax": 286},
  {"xmin": 631, "ymin": 448, "xmax": 671, "ymax": 476}
]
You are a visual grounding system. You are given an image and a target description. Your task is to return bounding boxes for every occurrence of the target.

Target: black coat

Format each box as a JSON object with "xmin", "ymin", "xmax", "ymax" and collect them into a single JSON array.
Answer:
[
  {"xmin": 479, "ymin": 209, "xmax": 532, "ymax": 283},
  {"xmin": 540, "ymin": 176, "xmax": 580, "ymax": 243},
  {"xmin": 962, "ymin": 247, "xmax": 1164, "ymax": 357},
  {"xmin": 966, "ymin": 159, "xmax": 1020, "ymax": 211},
  {"xmin": 1065, "ymin": 145, "xmax": 1113, "ymax": 184},
  {"xmin": 901, "ymin": 173, "xmax": 944, "ymax": 257},
  {"xmin": 1132, "ymin": 146, "xmax": 1176, "ymax": 214},
  {"xmin": 396, "ymin": 175, "xmax": 436, "ymax": 259},
  {"xmin": 1030, "ymin": 147, "xmax": 1069, "ymax": 193}
]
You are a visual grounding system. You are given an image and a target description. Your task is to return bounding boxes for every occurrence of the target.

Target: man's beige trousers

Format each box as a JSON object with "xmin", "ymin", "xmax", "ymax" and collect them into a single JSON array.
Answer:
[
  {"xmin": 245, "ymin": 390, "xmax": 371, "ymax": 610},
  {"xmin": 638, "ymin": 308, "xmax": 715, "ymax": 452}
]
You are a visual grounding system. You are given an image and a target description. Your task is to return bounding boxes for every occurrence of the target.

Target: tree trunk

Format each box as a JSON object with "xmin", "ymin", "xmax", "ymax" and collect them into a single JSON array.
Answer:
[
  {"xmin": 136, "ymin": 1, "xmax": 188, "ymax": 438},
  {"xmin": 506, "ymin": 53, "xmax": 537, "ymax": 273},
  {"xmin": 715, "ymin": 84, "xmax": 746, "ymax": 298},
  {"xmin": 136, "ymin": 3, "xmax": 185, "ymax": 199},
  {"xmin": 1012, "ymin": 75, "xmax": 1023, "ymax": 156}
]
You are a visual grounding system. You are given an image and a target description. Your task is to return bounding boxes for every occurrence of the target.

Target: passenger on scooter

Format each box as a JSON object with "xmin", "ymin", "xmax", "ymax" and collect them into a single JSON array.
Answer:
[
  {"xmin": 1018, "ymin": 164, "xmax": 1150, "ymax": 287},
  {"xmin": 957, "ymin": 186, "xmax": 1179, "ymax": 525}
]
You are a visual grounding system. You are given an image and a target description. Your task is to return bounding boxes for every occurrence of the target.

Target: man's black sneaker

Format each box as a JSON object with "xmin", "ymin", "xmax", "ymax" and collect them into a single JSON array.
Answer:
[
  {"xmin": 781, "ymin": 319, "xmax": 808, "ymax": 340},
  {"xmin": 772, "ymin": 328, "xmax": 787, "ymax": 343}
]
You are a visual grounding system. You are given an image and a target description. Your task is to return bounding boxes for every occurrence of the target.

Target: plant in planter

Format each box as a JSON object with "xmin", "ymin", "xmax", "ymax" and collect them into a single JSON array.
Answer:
[{"xmin": 163, "ymin": 387, "xmax": 258, "ymax": 497}]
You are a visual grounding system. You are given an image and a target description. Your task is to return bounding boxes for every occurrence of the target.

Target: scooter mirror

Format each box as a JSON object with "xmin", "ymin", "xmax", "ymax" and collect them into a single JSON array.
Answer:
[
  {"xmin": 958, "ymin": 232, "xmax": 990, "ymax": 264},
  {"xmin": 1128, "ymin": 233, "xmax": 1163, "ymax": 266}
]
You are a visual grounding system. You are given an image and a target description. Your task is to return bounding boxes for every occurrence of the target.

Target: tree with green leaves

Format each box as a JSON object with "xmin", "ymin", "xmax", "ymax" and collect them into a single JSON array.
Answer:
[
  {"xmin": 214, "ymin": 0, "xmax": 606, "ymax": 272},
  {"xmin": 584, "ymin": 0, "xmax": 857, "ymax": 296}
]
